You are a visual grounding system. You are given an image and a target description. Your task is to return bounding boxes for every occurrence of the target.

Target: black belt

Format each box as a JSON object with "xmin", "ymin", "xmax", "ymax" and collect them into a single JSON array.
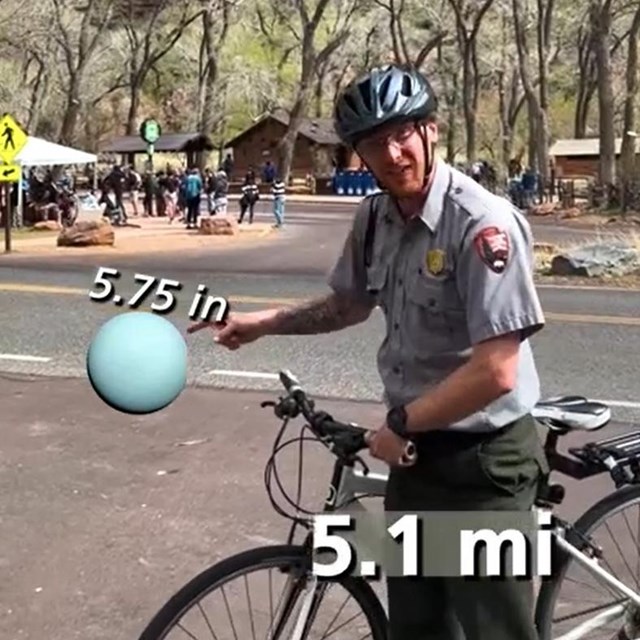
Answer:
[{"xmin": 410, "ymin": 418, "xmax": 522, "ymax": 457}]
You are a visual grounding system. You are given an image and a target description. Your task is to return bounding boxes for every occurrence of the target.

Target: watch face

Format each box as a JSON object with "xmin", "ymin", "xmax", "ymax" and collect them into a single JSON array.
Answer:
[{"xmin": 388, "ymin": 407, "xmax": 406, "ymax": 433}]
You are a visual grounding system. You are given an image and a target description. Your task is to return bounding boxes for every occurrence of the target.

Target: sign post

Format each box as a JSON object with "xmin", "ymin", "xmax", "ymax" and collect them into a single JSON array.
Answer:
[
  {"xmin": 0, "ymin": 113, "xmax": 28, "ymax": 253},
  {"xmin": 139, "ymin": 118, "xmax": 161, "ymax": 174}
]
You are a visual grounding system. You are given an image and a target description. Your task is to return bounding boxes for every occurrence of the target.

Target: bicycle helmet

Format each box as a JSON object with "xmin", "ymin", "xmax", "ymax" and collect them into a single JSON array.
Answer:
[{"xmin": 333, "ymin": 64, "xmax": 438, "ymax": 146}]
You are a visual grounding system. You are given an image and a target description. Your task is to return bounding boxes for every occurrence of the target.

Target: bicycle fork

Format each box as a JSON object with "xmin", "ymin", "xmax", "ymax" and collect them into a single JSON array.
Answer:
[{"xmin": 266, "ymin": 570, "xmax": 326, "ymax": 640}]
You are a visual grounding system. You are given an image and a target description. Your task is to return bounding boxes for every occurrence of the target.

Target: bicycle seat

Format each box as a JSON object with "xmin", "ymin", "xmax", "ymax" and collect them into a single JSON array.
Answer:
[{"xmin": 532, "ymin": 395, "xmax": 612, "ymax": 431}]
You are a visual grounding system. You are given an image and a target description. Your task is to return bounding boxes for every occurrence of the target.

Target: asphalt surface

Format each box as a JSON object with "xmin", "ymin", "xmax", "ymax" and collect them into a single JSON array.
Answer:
[
  {"xmin": 2, "ymin": 200, "xmax": 640, "ymax": 639},
  {"xmin": 3, "ymin": 379, "xmax": 640, "ymax": 640},
  {"xmin": 0, "ymin": 201, "xmax": 625, "ymax": 275}
]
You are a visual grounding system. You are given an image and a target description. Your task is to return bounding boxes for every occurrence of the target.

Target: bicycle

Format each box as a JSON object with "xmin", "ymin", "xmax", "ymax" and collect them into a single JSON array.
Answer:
[{"xmin": 137, "ymin": 370, "xmax": 640, "ymax": 640}]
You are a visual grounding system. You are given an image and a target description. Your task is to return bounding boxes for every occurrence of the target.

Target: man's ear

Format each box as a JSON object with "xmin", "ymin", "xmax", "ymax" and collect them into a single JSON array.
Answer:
[{"xmin": 426, "ymin": 121, "xmax": 439, "ymax": 143}]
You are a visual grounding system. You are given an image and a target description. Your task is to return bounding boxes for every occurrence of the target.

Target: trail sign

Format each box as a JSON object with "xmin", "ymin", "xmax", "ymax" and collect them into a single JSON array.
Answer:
[
  {"xmin": 139, "ymin": 118, "xmax": 161, "ymax": 145},
  {"xmin": 0, "ymin": 163, "xmax": 20, "ymax": 182},
  {"xmin": 0, "ymin": 113, "xmax": 27, "ymax": 164}
]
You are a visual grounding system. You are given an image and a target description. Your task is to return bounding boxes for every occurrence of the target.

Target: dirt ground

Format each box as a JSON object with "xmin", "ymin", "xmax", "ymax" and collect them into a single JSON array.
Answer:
[{"xmin": 2, "ymin": 217, "xmax": 275, "ymax": 257}]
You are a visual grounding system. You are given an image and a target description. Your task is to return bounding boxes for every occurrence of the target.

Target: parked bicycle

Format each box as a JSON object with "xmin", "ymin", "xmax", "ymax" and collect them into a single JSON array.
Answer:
[{"xmin": 137, "ymin": 370, "xmax": 640, "ymax": 640}]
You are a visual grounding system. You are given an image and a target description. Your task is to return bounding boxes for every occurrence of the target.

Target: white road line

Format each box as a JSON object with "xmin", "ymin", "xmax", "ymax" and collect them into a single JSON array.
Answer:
[
  {"xmin": 208, "ymin": 369, "xmax": 280, "ymax": 380},
  {"xmin": 0, "ymin": 354, "xmax": 51, "ymax": 362}
]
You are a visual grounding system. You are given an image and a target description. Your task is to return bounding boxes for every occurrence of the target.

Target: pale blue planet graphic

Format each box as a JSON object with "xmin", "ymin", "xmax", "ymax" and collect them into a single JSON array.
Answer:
[{"xmin": 86, "ymin": 311, "xmax": 188, "ymax": 414}]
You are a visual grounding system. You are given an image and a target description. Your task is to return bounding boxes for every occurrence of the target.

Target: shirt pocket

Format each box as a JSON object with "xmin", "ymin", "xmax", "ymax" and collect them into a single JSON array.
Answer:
[{"xmin": 407, "ymin": 273, "xmax": 469, "ymax": 347}]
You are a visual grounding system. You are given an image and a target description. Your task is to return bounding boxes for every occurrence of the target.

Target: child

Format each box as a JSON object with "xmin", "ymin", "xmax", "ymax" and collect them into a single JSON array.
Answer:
[{"xmin": 271, "ymin": 173, "xmax": 286, "ymax": 228}]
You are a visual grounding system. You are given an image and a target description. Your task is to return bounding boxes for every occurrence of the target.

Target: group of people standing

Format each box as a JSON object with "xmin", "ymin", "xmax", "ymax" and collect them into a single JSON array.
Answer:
[{"xmin": 99, "ymin": 161, "xmax": 286, "ymax": 229}]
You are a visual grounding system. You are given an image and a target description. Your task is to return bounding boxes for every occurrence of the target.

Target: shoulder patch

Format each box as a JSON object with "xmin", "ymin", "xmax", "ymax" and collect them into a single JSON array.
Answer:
[{"xmin": 473, "ymin": 226, "xmax": 509, "ymax": 274}]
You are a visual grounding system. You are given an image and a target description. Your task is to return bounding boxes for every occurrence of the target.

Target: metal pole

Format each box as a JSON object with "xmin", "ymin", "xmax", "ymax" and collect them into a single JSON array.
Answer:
[{"xmin": 4, "ymin": 182, "xmax": 11, "ymax": 253}]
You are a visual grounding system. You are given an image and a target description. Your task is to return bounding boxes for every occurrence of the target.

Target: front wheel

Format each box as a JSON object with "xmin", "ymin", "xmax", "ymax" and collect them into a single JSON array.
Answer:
[{"xmin": 138, "ymin": 544, "xmax": 388, "ymax": 640}]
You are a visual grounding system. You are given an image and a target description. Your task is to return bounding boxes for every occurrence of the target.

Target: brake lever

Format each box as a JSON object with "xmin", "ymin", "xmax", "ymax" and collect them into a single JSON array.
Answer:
[{"xmin": 353, "ymin": 454, "xmax": 370, "ymax": 476}]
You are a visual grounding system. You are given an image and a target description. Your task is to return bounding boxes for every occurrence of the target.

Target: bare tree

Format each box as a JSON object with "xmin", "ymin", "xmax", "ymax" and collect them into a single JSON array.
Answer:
[
  {"xmin": 52, "ymin": 0, "xmax": 117, "ymax": 145},
  {"xmin": 446, "ymin": 0, "xmax": 495, "ymax": 165},
  {"xmin": 619, "ymin": 2, "xmax": 640, "ymax": 205},
  {"xmin": 574, "ymin": 3, "xmax": 631, "ymax": 138},
  {"xmin": 590, "ymin": 0, "xmax": 616, "ymax": 195},
  {"xmin": 511, "ymin": 0, "xmax": 553, "ymax": 182},
  {"xmin": 257, "ymin": 0, "xmax": 361, "ymax": 183},
  {"xmin": 372, "ymin": 0, "xmax": 449, "ymax": 69},
  {"xmin": 198, "ymin": 0, "xmax": 237, "ymax": 143},
  {"xmin": 116, "ymin": 0, "xmax": 201, "ymax": 135},
  {"xmin": 495, "ymin": 7, "xmax": 526, "ymax": 171}
]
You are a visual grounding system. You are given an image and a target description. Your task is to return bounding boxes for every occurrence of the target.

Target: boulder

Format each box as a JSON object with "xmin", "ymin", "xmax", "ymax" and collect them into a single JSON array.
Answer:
[
  {"xmin": 57, "ymin": 219, "xmax": 115, "ymax": 247},
  {"xmin": 533, "ymin": 242, "xmax": 557, "ymax": 255},
  {"xmin": 529, "ymin": 202, "xmax": 557, "ymax": 216},
  {"xmin": 32, "ymin": 221, "xmax": 61, "ymax": 231},
  {"xmin": 550, "ymin": 243, "xmax": 640, "ymax": 277},
  {"xmin": 199, "ymin": 216, "xmax": 238, "ymax": 236}
]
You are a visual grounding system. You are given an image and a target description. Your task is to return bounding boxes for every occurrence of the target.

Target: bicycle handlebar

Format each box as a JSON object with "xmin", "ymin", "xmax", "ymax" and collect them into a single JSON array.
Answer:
[{"xmin": 272, "ymin": 369, "xmax": 418, "ymax": 467}]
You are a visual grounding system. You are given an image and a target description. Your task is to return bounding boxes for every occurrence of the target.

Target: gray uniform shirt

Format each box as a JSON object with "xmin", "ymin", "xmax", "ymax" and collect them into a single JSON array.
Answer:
[{"xmin": 328, "ymin": 159, "xmax": 545, "ymax": 432}]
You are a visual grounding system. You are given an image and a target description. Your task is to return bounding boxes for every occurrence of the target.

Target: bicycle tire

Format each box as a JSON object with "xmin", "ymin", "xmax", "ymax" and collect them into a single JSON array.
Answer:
[
  {"xmin": 137, "ymin": 544, "xmax": 389, "ymax": 640},
  {"xmin": 535, "ymin": 483, "xmax": 640, "ymax": 639}
]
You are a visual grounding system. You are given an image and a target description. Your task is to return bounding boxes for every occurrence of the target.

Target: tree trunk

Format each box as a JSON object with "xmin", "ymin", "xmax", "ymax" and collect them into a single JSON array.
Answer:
[
  {"xmin": 445, "ymin": 70, "xmax": 459, "ymax": 164},
  {"xmin": 462, "ymin": 43, "xmax": 476, "ymax": 164},
  {"xmin": 200, "ymin": 6, "xmax": 219, "ymax": 137},
  {"xmin": 591, "ymin": 0, "xmax": 616, "ymax": 196},
  {"xmin": 126, "ymin": 77, "xmax": 142, "ymax": 135},
  {"xmin": 619, "ymin": 3, "xmax": 640, "ymax": 208},
  {"xmin": 59, "ymin": 76, "xmax": 82, "ymax": 146},
  {"xmin": 277, "ymin": 54, "xmax": 315, "ymax": 183},
  {"xmin": 199, "ymin": 1, "xmax": 230, "ymax": 142},
  {"xmin": 574, "ymin": 30, "xmax": 597, "ymax": 138},
  {"xmin": 314, "ymin": 60, "xmax": 330, "ymax": 118},
  {"xmin": 512, "ymin": 0, "xmax": 550, "ymax": 180},
  {"xmin": 528, "ymin": 109, "xmax": 537, "ymax": 169},
  {"xmin": 536, "ymin": 0, "xmax": 553, "ymax": 183},
  {"xmin": 27, "ymin": 58, "xmax": 49, "ymax": 134}
]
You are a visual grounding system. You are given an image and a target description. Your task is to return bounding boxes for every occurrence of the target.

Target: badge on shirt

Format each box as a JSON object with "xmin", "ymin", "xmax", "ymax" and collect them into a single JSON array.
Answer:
[
  {"xmin": 474, "ymin": 226, "xmax": 509, "ymax": 274},
  {"xmin": 426, "ymin": 249, "xmax": 446, "ymax": 275}
]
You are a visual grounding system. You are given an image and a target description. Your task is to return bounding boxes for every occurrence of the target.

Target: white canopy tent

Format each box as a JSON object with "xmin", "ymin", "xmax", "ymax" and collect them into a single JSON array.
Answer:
[
  {"xmin": 13, "ymin": 136, "xmax": 98, "ymax": 224},
  {"xmin": 16, "ymin": 136, "xmax": 98, "ymax": 166}
]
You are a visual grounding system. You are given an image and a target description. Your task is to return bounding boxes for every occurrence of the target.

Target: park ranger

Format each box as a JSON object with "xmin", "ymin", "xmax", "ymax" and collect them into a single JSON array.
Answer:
[{"xmin": 195, "ymin": 64, "xmax": 550, "ymax": 639}]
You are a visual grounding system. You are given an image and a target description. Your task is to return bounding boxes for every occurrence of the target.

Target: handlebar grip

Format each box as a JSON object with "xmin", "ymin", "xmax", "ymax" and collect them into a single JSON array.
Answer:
[
  {"xmin": 398, "ymin": 441, "xmax": 418, "ymax": 467},
  {"xmin": 363, "ymin": 431, "xmax": 419, "ymax": 467}
]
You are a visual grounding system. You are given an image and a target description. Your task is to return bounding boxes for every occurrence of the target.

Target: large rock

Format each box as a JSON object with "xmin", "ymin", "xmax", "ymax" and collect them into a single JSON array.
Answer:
[
  {"xmin": 534, "ymin": 242, "xmax": 557, "ymax": 255},
  {"xmin": 199, "ymin": 216, "xmax": 238, "ymax": 236},
  {"xmin": 57, "ymin": 219, "xmax": 115, "ymax": 247},
  {"xmin": 530, "ymin": 202, "xmax": 557, "ymax": 216},
  {"xmin": 550, "ymin": 243, "xmax": 640, "ymax": 277}
]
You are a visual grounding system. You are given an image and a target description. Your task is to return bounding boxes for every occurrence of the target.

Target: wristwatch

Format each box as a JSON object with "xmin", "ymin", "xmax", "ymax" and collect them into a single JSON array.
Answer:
[{"xmin": 386, "ymin": 405, "xmax": 409, "ymax": 438}]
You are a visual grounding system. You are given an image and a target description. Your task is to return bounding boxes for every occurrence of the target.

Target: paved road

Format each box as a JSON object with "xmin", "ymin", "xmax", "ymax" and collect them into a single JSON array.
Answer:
[
  {"xmin": 2, "ymin": 378, "xmax": 639, "ymax": 640},
  {"xmin": 0, "ymin": 202, "xmax": 623, "ymax": 275},
  {"xmin": 1, "ymin": 263, "xmax": 640, "ymax": 423}
]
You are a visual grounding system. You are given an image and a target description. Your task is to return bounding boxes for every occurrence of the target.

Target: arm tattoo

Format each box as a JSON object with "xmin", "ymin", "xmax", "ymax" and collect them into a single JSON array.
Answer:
[{"xmin": 270, "ymin": 293, "xmax": 370, "ymax": 335}]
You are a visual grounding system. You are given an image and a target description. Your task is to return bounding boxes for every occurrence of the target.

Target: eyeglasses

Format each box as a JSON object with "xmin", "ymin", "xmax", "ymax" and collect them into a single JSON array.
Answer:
[{"xmin": 356, "ymin": 122, "xmax": 417, "ymax": 156}]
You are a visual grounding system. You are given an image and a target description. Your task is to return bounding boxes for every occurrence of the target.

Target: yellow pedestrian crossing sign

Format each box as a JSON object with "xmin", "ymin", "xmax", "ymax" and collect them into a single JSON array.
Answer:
[
  {"xmin": 0, "ymin": 113, "xmax": 27, "ymax": 164},
  {"xmin": 0, "ymin": 163, "xmax": 20, "ymax": 182}
]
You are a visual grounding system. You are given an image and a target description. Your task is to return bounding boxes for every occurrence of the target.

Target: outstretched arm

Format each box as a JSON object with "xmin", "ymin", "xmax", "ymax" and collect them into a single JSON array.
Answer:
[{"xmin": 265, "ymin": 291, "xmax": 373, "ymax": 335}]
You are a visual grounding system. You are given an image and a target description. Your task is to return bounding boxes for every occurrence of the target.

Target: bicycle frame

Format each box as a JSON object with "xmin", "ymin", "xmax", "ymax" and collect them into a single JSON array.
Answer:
[{"xmin": 286, "ymin": 457, "xmax": 640, "ymax": 640}]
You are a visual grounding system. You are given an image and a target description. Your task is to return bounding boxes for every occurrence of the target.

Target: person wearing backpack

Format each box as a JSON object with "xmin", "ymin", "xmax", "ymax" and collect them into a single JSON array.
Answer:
[
  {"xmin": 184, "ymin": 167, "xmax": 203, "ymax": 229},
  {"xmin": 213, "ymin": 168, "xmax": 229, "ymax": 216}
]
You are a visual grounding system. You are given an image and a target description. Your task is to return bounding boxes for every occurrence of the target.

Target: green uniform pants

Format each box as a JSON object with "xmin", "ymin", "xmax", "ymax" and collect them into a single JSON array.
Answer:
[{"xmin": 384, "ymin": 413, "xmax": 550, "ymax": 640}]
